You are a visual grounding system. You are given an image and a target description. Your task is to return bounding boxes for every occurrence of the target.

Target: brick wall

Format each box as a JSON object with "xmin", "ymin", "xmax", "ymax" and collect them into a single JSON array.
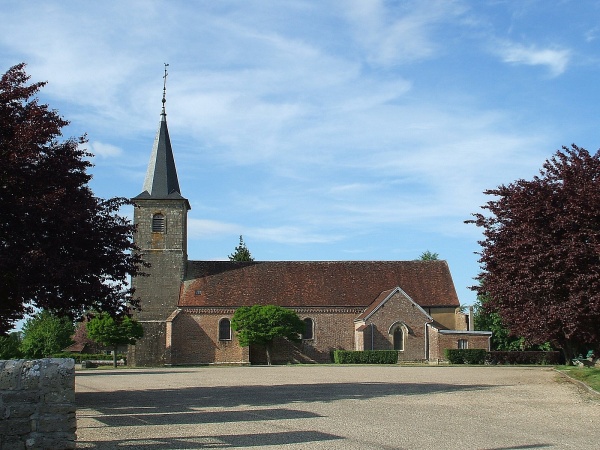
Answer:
[
  {"xmin": 428, "ymin": 328, "xmax": 492, "ymax": 361},
  {"xmin": 172, "ymin": 308, "xmax": 360, "ymax": 364},
  {"xmin": 0, "ymin": 359, "xmax": 76, "ymax": 449},
  {"xmin": 361, "ymin": 291, "xmax": 430, "ymax": 361},
  {"xmin": 170, "ymin": 311, "xmax": 248, "ymax": 365},
  {"xmin": 297, "ymin": 309, "xmax": 358, "ymax": 362}
]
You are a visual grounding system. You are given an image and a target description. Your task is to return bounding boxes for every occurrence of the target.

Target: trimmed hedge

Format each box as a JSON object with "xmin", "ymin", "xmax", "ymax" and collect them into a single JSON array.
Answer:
[
  {"xmin": 486, "ymin": 351, "xmax": 561, "ymax": 365},
  {"xmin": 444, "ymin": 349, "xmax": 487, "ymax": 364},
  {"xmin": 52, "ymin": 352, "xmax": 126, "ymax": 364},
  {"xmin": 333, "ymin": 350, "xmax": 398, "ymax": 364}
]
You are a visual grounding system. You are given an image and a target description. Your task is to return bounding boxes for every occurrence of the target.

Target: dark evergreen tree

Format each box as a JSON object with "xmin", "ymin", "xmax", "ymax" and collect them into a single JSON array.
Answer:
[
  {"xmin": 0, "ymin": 63, "xmax": 146, "ymax": 333},
  {"xmin": 228, "ymin": 235, "xmax": 254, "ymax": 261},
  {"xmin": 418, "ymin": 250, "xmax": 439, "ymax": 261}
]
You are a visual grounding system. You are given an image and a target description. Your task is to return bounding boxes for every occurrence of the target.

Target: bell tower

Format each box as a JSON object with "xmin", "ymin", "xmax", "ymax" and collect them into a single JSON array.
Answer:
[{"xmin": 130, "ymin": 65, "xmax": 190, "ymax": 366}]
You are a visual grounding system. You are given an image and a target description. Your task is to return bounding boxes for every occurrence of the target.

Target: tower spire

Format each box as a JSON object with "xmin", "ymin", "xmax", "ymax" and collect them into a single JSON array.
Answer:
[{"xmin": 134, "ymin": 64, "xmax": 188, "ymax": 205}]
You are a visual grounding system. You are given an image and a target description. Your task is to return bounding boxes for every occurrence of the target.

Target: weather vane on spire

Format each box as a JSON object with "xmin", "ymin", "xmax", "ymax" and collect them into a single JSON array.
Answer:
[{"xmin": 162, "ymin": 63, "xmax": 169, "ymax": 114}]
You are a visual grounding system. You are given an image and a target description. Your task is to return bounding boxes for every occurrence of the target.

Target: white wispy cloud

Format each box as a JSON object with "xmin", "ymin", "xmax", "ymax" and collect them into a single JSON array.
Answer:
[
  {"xmin": 495, "ymin": 41, "xmax": 571, "ymax": 76},
  {"xmin": 188, "ymin": 219, "xmax": 240, "ymax": 238},
  {"xmin": 251, "ymin": 226, "xmax": 341, "ymax": 245},
  {"xmin": 343, "ymin": 0, "xmax": 468, "ymax": 65},
  {"xmin": 88, "ymin": 141, "xmax": 123, "ymax": 158}
]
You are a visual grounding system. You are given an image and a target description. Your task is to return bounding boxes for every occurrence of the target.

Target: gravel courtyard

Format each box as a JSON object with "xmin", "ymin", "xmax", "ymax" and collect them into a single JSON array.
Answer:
[{"xmin": 75, "ymin": 365, "xmax": 600, "ymax": 449}]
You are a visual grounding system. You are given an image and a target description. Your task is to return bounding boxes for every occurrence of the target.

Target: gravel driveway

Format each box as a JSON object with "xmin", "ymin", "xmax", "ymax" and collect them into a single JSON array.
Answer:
[{"xmin": 75, "ymin": 365, "xmax": 600, "ymax": 449}]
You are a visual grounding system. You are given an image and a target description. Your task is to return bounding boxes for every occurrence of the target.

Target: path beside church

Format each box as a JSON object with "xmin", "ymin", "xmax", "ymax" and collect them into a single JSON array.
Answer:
[{"xmin": 75, "ymin": 365, "xmax": 599, "ymax": 449}]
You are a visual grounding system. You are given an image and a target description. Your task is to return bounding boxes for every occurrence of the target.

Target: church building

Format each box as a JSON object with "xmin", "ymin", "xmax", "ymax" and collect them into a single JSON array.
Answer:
[{"xmin": 129, "ymin": 92, "xmax": 491, "ymax": 366}]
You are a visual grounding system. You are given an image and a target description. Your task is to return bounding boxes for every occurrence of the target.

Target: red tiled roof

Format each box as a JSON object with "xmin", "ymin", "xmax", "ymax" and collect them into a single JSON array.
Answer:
[
  {"xmin": 355, "ymin": 288, "xmax": 397, "ymax": 320},
  {"xmin": 180, "ymin": 260, "xmax": 459, "ymax": 309}
]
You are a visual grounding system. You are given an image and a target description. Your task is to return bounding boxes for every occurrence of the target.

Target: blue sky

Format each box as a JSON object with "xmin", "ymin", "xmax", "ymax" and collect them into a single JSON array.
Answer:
[{"xmin": 2, "ymin": 1, "xmax": 600, "ymax": 308}]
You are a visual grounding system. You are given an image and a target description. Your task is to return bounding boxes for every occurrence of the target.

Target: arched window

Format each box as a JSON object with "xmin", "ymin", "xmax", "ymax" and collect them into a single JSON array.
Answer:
[
  {"xmin": 219, "ymin": 318, "xmax": 231, "ymax": 341},
  {"xmin": 152, "ymin": 213, "xmax": 165, "ymax": 233},
  {"xmin": 302, "ymin": 318, "xmax": 314, "ymax": 340},
  {"xmin": 393, "ymin": 327, "xmax": 404, "ymax": 351}
]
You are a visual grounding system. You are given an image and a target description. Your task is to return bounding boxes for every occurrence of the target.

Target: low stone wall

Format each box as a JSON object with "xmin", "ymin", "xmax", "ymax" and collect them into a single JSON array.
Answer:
[{"xmin": 0, "ymin": 358, "xmax": 76, "ymax": 449}]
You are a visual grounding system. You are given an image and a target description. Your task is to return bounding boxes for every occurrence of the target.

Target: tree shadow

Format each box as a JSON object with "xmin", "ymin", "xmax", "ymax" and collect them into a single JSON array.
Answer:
[
  {"xmin": 77, "ymin": 430, "xmax": 343, "ymax": 449},
  {"xmin": 80, "ymin": 407, "xmax": 322, "ymax": 428},
  {"xmin": 76, "ymin": 381, "xmax": 490, "ymax": 448},
  {"xmin": 77, "ymin": 381, "xmax": 490, "ymax": 412}
]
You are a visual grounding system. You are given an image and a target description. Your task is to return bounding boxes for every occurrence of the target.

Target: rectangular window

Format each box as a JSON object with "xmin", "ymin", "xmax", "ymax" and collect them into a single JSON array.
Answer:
[
  {"xmin": 458, "ymin": 339, "xmax": 468, "ymax": 349},
  {"xmin": 302, "ymin": 318, "xmax": 314, "ymax": 340}
]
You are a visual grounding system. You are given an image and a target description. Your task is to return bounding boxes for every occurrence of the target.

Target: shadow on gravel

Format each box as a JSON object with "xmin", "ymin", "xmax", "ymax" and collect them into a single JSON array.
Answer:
[
  {"xmin": 80, "ymin": 407, "xmax": 322, "ymax": 428},
  {"xmin": 76, "ymin": 382, "xmax": 490, "ymax": 448},
  {"xmin": 77, "ymin": 430, "xmax": 343, "ymax": 449},
  {"xmin": 77, "ymin": 381, "xmax": 490, "ymax": 411}
]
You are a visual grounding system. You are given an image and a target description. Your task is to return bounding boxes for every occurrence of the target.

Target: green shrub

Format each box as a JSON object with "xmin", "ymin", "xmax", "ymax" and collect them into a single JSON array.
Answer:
[
  {"xmin": 333, "ymin": 350, "xmax": 398, "ymax": 364},
  {"xmin": 52, "ymin": 352, "xmax": 126, "ymax": 364},
  {"xmin": 444, "ymin": 349, "xmax": 486, "ymax": 364},
  {"xmin": 486, "ymin": 351, "xmax": 561, "ymax": 365}
]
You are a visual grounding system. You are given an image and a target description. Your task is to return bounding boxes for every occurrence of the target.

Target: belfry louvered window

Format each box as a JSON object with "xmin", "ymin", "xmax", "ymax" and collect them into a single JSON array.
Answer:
[{"xmin": 152, "ymin": 213, "xmax": 165, "ymax": 233}]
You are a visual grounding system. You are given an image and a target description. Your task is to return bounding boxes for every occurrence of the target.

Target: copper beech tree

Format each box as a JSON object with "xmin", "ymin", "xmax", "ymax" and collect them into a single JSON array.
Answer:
[
  {"xmin": 0, "ymin": 63, "xmax": 145, "ymax": 333},
  {"xmin": 468, "ymin": 145, "xmax": 600, "ymax": 361}
]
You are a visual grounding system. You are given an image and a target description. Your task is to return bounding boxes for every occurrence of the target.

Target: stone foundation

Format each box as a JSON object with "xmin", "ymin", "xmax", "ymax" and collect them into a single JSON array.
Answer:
[{"xmin": 0, "ymin": 359, "xmax": 76, "ymax": 449}]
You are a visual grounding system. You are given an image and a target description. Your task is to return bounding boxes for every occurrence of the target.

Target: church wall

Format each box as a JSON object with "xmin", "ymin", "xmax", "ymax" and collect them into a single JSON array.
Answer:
[
  {"xmin": 131, "ymin": 198, "xmax": 188, "ymax": 366},
  {"xmin": 427, "ymin": 307, "xmax": 459, "ymax": 330},
  {"xmin": 132, "ymin": 198, "xmax": 188, "ymax": 322},
  {"xmin": 171, "ymin": 311, "xmax": 248, "ymax": 365},
  {"xmin": 172, "ymin": 309, "xmax": 360, "ymax": 365},
  {"xmin": 427, "ymin": 328, "xmax": 491, "ymax": 361},
  {"xmin": 428, "ymin": 326, "xmax": 441, "ymax": 361},
  {"xmin": 129, "ymin": 322, "xmax": 167, "ymax": 366},
  {"xmin": 363, "ymin": 291, "xmax": 430, "ymax": 361},
  {"xmin": 295, "ymin": 309, "xmax": 359, "ymax": 363}
]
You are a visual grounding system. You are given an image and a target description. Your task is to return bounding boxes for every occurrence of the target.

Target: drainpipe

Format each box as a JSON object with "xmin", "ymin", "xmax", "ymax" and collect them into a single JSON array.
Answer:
[
  {"xmin": 371, "ymin": 323, "xmax": 374, "ymax": 350},
  {"xmin": 425, "ymin": 323, "xmax": 429, "ymax": 361}
]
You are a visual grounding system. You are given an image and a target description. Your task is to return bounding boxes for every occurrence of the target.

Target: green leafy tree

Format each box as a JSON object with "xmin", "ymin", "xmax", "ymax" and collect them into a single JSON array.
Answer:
[
  {"xmin": 231, "ymin": 305, "xmax": 304, "ymax": 365},
  {"xmin": 474, "ymin": 293, "xmax": 552, "ymax": 352},
  {"xmin": 0, "ymin": 331, "xmax": 23, "ymax": 359},
  {"xmin": 0, "ymin": 64, "xmax": 146, "ymax": 334},
  {"xmin": 87, "ymin": 313, "xmax": 144, "ymax": 367},
  {"xmin": 473, "ymin": 293, "xmax": 524, "ymax": 351},
  {"xmin": 468, "ymin": 145, "xmax": 600, "ymax": 361},
  {"xmin": 228, "ymin": 235, "xmax": 254, "ymax": 261},
  {"xmin": 418, "ymin": 250, "xmax": 439, "ymax": 261},
  {"xmin": 20, "ymin": 310, "xmax": 74, "ymax": 358}
]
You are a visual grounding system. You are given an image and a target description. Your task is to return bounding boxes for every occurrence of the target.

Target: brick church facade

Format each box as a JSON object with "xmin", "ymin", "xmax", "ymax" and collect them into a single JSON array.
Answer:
[{"xmin": 129, "ymin": 98, "xmax": 491, "ymax": 366}]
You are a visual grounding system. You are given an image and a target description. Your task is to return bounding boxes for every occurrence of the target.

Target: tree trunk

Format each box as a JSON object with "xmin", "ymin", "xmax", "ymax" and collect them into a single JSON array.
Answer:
[
  {"xmin": 265, "ymin": 343, "xmax": 272, "ymax": 365},
  {"xmin": 561, "ymin": 341, "xmax": 575, "ymax": 365}
]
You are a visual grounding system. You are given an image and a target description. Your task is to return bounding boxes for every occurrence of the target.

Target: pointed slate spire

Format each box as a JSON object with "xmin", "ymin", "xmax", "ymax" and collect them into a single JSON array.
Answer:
[{"xmin": 136, "ymin": 64, "xmax": 185, "ymax": 200}]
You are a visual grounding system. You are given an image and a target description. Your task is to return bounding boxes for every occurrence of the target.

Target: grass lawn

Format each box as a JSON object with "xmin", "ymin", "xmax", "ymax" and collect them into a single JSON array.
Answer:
[{"xmin": 557, "ymin": 366, "xmax": 600, "ymax": 393}]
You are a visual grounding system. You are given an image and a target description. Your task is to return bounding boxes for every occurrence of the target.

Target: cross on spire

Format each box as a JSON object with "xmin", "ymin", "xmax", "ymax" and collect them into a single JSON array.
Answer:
[{"xmin": 162, "ymin": 63, "xmax": 169, "ymax": 115}]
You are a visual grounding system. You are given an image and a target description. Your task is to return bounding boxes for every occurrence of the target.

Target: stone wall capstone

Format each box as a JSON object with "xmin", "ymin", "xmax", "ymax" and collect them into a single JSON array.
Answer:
[{"xmin": 0, "ymin": 358, "xmax": 76, "ymax": 450}]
